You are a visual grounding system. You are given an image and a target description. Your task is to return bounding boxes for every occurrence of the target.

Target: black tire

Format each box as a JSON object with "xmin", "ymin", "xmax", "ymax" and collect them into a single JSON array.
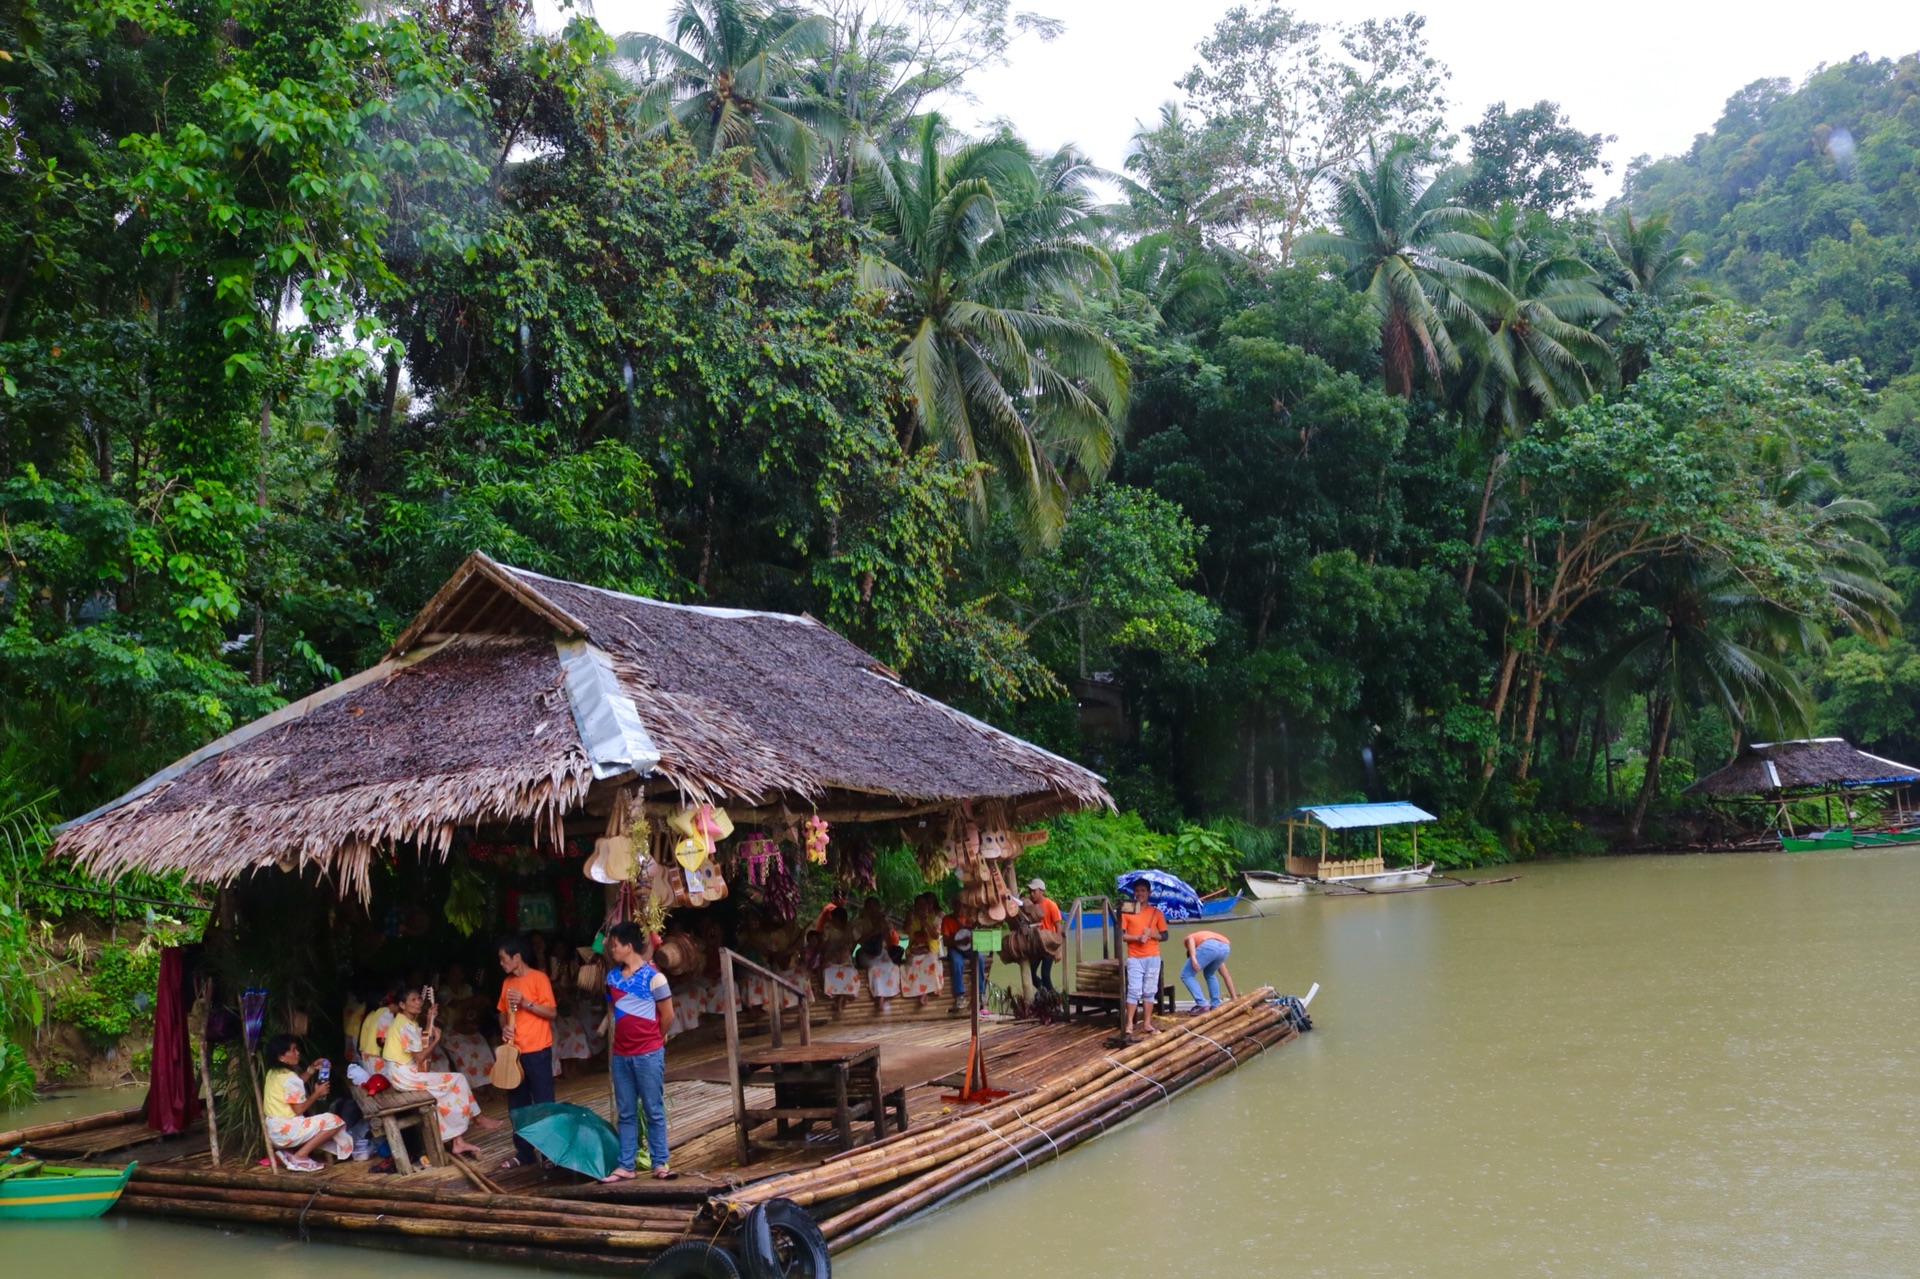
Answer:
[
  {"xmin": 644, "ymin": 1239, "xmax": 744, "ymax": 1279},
  {"xmin": 740, "ymin": 1198, "xmax": 831, "ymax": 1279}
]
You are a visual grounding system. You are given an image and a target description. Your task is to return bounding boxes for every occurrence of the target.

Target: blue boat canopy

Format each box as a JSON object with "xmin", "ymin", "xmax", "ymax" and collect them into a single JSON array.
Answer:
[{"xmin": 1290, "ymin": 801, "xmax": 1437, "ymax": 829}]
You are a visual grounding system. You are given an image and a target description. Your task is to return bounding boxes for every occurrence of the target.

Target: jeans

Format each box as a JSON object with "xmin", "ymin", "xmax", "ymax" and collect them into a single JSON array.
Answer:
[
  {"xmin": 947, "ymin": 949, "xmax": 982, "ymax": 1002},
  {"xmin": 505, "ymin": 1046, "xmax": 556, "ymax": 1163},
  {"xmin": 610, "ymin": 1049, "xmax": 668, "ymax": 1172},
  {"xmin": 1034, "ymin": 956, "xmax": 1055, "ymax": 992},
  {"xmin": 1180, "ymin": 939, "xmax": 1232, "ymax": 1006}
]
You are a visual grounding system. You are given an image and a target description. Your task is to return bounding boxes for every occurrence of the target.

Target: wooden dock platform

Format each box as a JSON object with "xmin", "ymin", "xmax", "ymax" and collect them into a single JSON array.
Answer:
[{"xmin": 13, "ymin": 992, "xmax": 1301, "ymax": 1271}]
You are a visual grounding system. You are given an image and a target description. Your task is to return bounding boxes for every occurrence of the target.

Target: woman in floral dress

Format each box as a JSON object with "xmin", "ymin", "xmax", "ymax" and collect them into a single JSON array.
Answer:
[
  {"xmin": 382, "ymin": 985, "xmax": 502, "ymax": 1157},
  {"xmin": 262, "ymin": 1035, "xmax": 352, "ymax": 1171},
  {"xmin": 901, "ymin": 892, "xmax": 946, "ymax": 1006}
]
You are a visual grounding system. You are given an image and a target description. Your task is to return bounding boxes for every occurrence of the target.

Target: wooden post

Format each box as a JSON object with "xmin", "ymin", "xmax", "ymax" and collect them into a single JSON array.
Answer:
[
  {"xmin": 196, "ymin": 1034, "xmax": 221, "ymax": 1166},
  {"xmin": 1412, "ymin": 824, "xmax": 1419, "ymax": 863},
  {"xmin": 722, "ymin": 951, "xmax": 747, "ymax": 1166},
  {"xmin": 240, "ymin": 1045, "xmax": 280, "ymax": 1175}
]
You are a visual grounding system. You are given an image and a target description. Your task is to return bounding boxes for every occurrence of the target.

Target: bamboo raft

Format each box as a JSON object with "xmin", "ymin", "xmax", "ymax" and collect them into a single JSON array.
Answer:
[{"xmin": 30, "ymin": 995, "xmax": 1300, "ymax": 1270}]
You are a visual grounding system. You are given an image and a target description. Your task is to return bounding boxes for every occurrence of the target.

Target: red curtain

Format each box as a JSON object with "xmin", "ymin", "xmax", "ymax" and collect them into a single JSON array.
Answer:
[{"xmin": 141, "ymin": 946, "xmax": 200, "ymax": 1135}]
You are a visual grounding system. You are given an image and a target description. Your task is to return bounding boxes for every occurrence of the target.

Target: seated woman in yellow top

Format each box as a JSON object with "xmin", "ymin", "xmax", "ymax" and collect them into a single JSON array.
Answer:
[
  {"xmin": 381, "ymin": 985, "xmax": 501, "ymax": 1157},
  {"xmin": 356, "ymin": 985, "xmax": 398, "ymax": 1071},
  {"xmin": 262, "ymin": 1034, "xmax": 352, "ymax": 1172}
]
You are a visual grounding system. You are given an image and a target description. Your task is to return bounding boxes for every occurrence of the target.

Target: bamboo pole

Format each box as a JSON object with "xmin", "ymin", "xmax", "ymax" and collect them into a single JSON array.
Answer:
[
  {"xmin": 731, "ymin": 998, "xmax": 1280, "ymax": 1199},
  {"xmin": 129, "ymin": 1164, "xmax": 692, "ymax": 1222},
  {"xmin": 116, "ymin": 1194, "xmax": 686, "ymax": 1252},
  {"xmin": 813, "ymin": 1012, "xmax": 1286, "ymax": 1236},
  {"xmin": 0, "ymin": 1105, "xmax": 145, "ymax": 1149},
  {"xmin": 718, "ymin": 995, "xmax": 1283, "ymax": 1213},
  {"xmin": 122, "ymin": 1179, "xmax": 689, "ymax": 1233},
  {"xmin": 828, "ymin": 1016, "xmax": 1294, "ymax": 1250}
]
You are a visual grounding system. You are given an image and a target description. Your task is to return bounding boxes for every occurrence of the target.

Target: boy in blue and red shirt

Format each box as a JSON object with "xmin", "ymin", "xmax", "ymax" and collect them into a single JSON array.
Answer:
[{"xmin": 601, "ymin": 921, "xmax": 676, "ymax": 1181}]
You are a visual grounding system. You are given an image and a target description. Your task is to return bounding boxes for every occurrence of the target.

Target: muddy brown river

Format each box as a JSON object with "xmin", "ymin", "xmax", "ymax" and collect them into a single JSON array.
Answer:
[{"xmin": 9, "ymin": 851, "xmax": 1920, "ymax": 1276}]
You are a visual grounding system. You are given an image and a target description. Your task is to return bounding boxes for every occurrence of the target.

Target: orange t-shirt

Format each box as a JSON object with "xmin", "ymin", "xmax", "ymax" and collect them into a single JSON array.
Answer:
[
  {"xmin": 1035, "ymin": 897, "xmax": 1063, "ymax": 930},
  {"xmin": 1187, "ymin": 930, "xmax": 1229, "ymax": 950},
  {"xmin": 1122, "ymin": 905, "xmax": 1167, "ymax": 958},
  {"xmin": 498, "ymin": 970, "xmax": 557, "ymax": 1053}
]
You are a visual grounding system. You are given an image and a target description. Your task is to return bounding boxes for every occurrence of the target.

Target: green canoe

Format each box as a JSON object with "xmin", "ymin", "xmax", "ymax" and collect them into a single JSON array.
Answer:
[
  {"xmin": 1780, "ymin": 829, "xmax": 1855, "ymax": 852},
  {"xmin": 0, "ymin": 1155, "xmax": 136, "ymax": 1220}
]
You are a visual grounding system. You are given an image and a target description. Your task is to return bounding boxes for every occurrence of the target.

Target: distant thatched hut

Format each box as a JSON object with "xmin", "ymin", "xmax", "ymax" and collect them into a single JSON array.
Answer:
[
  {"xmin": 1686, "ymin": 737, "xmax": 1920, "ymax": 832},
  {"xmin": 54, "ymin": 551, "xmax": 1110, "ymax": 899}
]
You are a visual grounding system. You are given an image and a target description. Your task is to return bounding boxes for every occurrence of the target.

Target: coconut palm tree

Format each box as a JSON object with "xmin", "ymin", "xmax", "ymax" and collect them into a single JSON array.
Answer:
[
  {"xmin": 1588, "ymin": 557, "xmax": 1813, "ymax": 841},
  {"xmin": 1295, "ymin": 137, "xmax": 1492, "ymax": 397},
  {"xmin": 1604, "ymin": 208, "xmax": 1708, "ymax": 299},
  {"xmin": 858, "ymin": 115, "xmax": 1129, "ymax": 543},
  {"xmin": 1448, "ymin": 205, "xmax": 1618, "ymax": 590},
  {"xmin": 1449, "ymin": 205, "xmax": 1618, "ymax": 434},
  {"xmin": 617, "ymin": 0, "xmax": 834, "ymax": 182}
]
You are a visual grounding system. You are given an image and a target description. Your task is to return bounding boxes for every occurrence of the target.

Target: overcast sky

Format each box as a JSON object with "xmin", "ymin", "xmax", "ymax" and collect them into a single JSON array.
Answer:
[{"xmin": 557, "ymin": 0, "xmax": 1920, "ymax": 199}]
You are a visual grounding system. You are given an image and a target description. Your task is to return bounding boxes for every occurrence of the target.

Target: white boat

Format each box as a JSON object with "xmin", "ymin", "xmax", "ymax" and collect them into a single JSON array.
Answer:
[
  {"xmin": 1241, "ymin": 869, "xmax": 1315, "ymax": 901},
  {"xmin": 1321, "ymin": 862, "xmax": 1434, "ymax": 890}
]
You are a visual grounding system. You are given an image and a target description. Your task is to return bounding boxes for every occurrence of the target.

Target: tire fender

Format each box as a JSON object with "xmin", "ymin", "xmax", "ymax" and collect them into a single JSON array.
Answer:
[
  {"xmin": 740, "ymin": 1197, "xmax": 832, "ymax": 1279},
  {"xmin": 643, "ymin": 1239, "xmax": 744, "ymax": 1279}
]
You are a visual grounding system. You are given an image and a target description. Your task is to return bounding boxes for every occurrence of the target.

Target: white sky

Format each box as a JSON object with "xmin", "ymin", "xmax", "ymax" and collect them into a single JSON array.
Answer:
[{"xmin": 559, "ymin": 0, "xmax": 1920, "ymax": 199}]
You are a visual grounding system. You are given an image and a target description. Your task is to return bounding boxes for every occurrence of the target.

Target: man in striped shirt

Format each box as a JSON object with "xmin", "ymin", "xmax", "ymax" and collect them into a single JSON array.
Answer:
[{"xmin": 601, "ymin": 921, "xmax": 676, "ymax": 1181}]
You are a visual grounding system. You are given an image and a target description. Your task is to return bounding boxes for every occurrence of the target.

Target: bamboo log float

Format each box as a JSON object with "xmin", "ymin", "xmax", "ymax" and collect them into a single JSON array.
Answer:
[
  {"xmin": 828, "ymin": 1016, "xmax": 1295, "ymax": 1250},
  {"xmin": 719, "ymin": 995, "xmax": 1283, "ymax": 1212},
  {"xmin": 537, "ymin": 1179, "xmax": 722, "ymax": 1205},
  {"xmin": 129, "ymin": 1164, "xmax": 692, "ymax": 1224},
  {"xmin": 121, "ymin": 1179, "xmax": 691, "ymax": 1234},
  {"xmin": 116, "ymin": 1193, "xmax": 687, "ymax": 1252},
  {"xmin": 813, "ymin": 1013, "xmax": 1287, "ymax": 1237},
  {"xmin": 0, "ymin": 1104, "xmax": 145, "ymax": 1149},
  {"xmin": 730, "ymin": 1007, "xmax": 1279, "ymax": 1209}
]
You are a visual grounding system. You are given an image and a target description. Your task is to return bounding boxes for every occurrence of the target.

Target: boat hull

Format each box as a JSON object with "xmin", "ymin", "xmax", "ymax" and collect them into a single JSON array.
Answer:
[
  {"xmin": 1241, "ymin": 871, "xmax": 1313, "ymax": 900},
  {"xmin": 0, "ymin": 1161, "xmax": 135, "ymax": 1220},
  {"xmin": 1323, "ymin": 864, "xmax": 1434, "ymax": 890}
]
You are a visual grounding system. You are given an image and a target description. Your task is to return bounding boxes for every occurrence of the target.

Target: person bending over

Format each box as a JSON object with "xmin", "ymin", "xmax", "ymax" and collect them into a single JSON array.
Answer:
[{"xmin": 1179, "ymin": 929, "xmax": 1238, "ymax": 1011}]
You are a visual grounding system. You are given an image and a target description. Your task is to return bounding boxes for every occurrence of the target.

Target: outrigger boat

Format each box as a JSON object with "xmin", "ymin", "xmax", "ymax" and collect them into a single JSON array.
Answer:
[
  {"xmin": 1282, "ymin": 801, "xmax": 1438, "ymax": 890},
  {"xmin": 0, "ymin": 1153, "xmax": 136, "ymax": 1220},
  {"xmin": 1779, "ymin": 826, "xmax": 1920, "ymax": 852}
]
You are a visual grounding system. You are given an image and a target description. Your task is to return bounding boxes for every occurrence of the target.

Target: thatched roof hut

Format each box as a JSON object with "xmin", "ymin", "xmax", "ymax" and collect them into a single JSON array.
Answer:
[
  {"xmin": 1685, "ymin": 737, "xmax": 1920, "ymax": 799},
  {"xmin": 54, "ymin": 552, "xmax": 1109, "ymax": 897}
]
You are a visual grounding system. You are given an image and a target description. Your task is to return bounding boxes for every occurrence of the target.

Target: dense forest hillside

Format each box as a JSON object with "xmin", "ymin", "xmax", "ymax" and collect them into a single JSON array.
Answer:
[{"xmin": 1625, "ymin": 55, "xmax": 1920, "ymax": 763}]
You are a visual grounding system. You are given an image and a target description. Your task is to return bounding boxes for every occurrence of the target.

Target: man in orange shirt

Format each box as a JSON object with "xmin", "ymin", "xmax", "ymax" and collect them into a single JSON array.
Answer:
[
  {"xmin": 1120, "ymin": 878, "xmax": 1168, "ymax": 1037},
  {"xmin": 496, "ymin": 933, "xmax": 559, "ymax": 1169},
  {"xmin": 1025, "ymin": 879, "xmax": 1064, "ymax": 993}
]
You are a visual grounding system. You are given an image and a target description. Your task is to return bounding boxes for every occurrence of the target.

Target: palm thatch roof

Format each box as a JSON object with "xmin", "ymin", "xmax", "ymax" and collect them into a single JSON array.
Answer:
[
  {"xmin": 1685, "ymin": 737, "xmax": 1920, "ymax": 799},
  {"xmin": 54, "ymin": 552, "xmax": 1109, "ymax": 897}
]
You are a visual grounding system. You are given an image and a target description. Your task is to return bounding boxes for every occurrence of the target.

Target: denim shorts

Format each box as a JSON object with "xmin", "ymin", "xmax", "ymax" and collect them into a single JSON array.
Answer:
[{"xmin": 1124, "ymin": 955, "xmax": 1162, "ymax": 1003}]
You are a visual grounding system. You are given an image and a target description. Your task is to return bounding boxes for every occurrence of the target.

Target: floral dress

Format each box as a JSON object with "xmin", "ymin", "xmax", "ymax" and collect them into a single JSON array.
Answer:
[
  {"xmin": 383, "ymin": 1014, "xmax": 482, "ymax": 1142},
  {"xmin": 901, "ymin": 910, "xmax": 944, "ymax": 998},
  {"xmin": 263, "ymin": 1068, "xmax": 352, "ymax": 1160}
]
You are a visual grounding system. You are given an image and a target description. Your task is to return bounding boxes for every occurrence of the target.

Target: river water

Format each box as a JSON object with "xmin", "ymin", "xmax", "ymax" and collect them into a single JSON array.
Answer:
[{"xmin": 9, "ymin": 852, "xmax": 1920, "ymax": 1276}]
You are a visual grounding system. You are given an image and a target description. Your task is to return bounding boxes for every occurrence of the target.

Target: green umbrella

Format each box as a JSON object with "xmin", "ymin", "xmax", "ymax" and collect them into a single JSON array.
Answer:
[{"xmin": 507, "ymin": 1102, "xmax": 639, "ymax": 1179}]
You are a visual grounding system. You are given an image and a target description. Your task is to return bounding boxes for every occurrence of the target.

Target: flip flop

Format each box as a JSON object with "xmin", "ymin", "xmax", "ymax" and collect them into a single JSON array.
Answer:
[
  {"xmin": 650, "ymin": 1168, "xmax": 678, "ymax": 1181},
  {"xmin": 600, "ymin": 1167, "xmax": 638, "ymax": 1183},
  {"xmin": 497, "ymin": 1156, "xmax": 524, "ymax": 1171}
]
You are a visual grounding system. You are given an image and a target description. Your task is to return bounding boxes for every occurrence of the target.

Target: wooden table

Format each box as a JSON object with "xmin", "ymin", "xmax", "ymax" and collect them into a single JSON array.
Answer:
[{"xmin": 737, "ymin": 1041, "xmax": 894, "ymax": 1155}]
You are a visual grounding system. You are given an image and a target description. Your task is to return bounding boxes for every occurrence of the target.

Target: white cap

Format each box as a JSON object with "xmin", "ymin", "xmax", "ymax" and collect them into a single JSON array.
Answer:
[{"xmin": 1028, "ymin": 878, "xmax": 1046, "ymax": 891}]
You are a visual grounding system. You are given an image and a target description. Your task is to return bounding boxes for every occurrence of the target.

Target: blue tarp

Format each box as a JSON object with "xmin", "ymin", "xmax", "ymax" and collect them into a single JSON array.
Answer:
[
  {"xmin": 1116, "ymin": 869, "xmax": 1204, "ymax": 921},
  {"xmin": 1292, "ymin": 801, "xmax": 1437, "ymax": 829}
]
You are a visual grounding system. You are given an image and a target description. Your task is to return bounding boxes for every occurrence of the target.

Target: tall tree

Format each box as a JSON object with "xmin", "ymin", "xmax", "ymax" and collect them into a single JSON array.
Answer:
[
  {"xmin": 1458, "ymin": 100, "xmax": 1613, "ymax": 214},
  {"xmin": 858, "ymin": 114, "xmax": 1128, "ymax": 542},
  {"xmin": 1296, "ymin": 137, "xmax": 1489, "ymax": 397},
  {"xmin": 1179, "ymin": 5, "xmax": 1449, "ymax": 261},
  {"xmin": 618, "ymin": 0, "xmax": 834, "ymax": 181}
]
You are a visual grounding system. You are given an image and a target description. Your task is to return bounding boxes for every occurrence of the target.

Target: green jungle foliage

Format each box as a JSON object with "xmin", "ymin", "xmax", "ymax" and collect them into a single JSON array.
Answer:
[{"xmin": 0, "ymin": 0, "xmax": 1916, "ymax": 1009}]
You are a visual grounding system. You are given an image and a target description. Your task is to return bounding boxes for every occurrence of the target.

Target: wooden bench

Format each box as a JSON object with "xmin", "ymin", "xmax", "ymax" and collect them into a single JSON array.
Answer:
[{"xmin": 350, "ymin": 1082, "xmax": 446, "ymax": 1175}]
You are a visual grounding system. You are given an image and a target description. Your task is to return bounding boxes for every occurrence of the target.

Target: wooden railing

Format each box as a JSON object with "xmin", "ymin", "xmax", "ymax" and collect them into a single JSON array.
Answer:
[{"xmin": 719, "ymin": 947, "xmax": 813, "ymax": 1164}]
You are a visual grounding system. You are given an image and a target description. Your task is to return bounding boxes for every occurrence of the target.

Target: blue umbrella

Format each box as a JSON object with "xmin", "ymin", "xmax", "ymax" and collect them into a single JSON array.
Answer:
[{"xmin": 1116, "ymin": 869, "xmax": 1204, "ymax": 921}]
